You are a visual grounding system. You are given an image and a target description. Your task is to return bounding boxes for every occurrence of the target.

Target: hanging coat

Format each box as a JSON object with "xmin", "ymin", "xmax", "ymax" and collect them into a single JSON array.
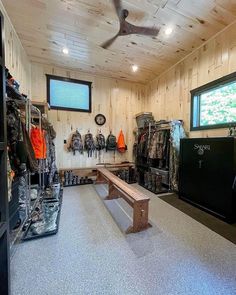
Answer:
[
  {"xmin": 117, "ymin": 130, "xmax": 127, "ymax": 153},
  {"xmin": 22, "ymin": 123, "xmax": 38, "ymax": 172},
  {"xmin": 30, "ymin": 127, "xmax": 47, "ymax": 159}
]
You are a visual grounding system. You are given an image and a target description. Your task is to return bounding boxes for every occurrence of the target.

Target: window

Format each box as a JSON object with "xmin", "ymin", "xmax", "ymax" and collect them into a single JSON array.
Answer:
[
  {"xmin": 191, "ymin": 72, "xmax": 236, "ymax": 130},
  {"xmin": 46, "ymin": 75, "xmax": 92, "ymax": 112}
]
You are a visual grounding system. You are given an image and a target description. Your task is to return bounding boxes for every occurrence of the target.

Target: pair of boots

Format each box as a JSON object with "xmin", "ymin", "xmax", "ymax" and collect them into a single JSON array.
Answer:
[{"xmin": 144, "ymin": 172, "xmax": 163, "ymax": 193}]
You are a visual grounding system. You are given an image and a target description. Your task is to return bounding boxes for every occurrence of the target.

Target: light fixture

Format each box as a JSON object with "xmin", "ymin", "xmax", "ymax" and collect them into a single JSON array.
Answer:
[
  {"xmin": 132, "ymin": 65, "xmax": 138, "ymax": 72},
  {"xmin": 165, "ymin": 27, "xmax": 173, "ymax": 36},
  {"xmin": 62, "ymin": 47, "xmax": 69, "ymax": 55}
]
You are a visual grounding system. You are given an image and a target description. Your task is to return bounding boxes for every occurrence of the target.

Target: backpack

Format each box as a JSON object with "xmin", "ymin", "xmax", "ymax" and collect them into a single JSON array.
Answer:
[
  {"xmin": 106, "ymin": 133, "xmax": 116, "ymax": 151},
  {"xmin": 117, "ymin": 130, "xmax": 127, "ymax": 153},
  {"xmin": 96, "ymin": 133, "xmax": 106, "ymax": 151},
  {"xmin": 69, "ymin": 130, "xmax": 83, "ymax": 155},
  {"xmin": 84, "ymin": 132, "xmax": 96, "ymax": 157}
]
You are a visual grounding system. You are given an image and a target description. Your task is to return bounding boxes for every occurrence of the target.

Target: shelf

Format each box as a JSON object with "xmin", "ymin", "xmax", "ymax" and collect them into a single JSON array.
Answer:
[
  {"xmin": 0, "ymin": 222, "xmax": 7, "ymax": 238},
  {"xmin": 6, "ymin": 84, "xmax": 26, "ymax": 102},
  {"xmin": 23, "ymin": 190, "xmax": 63, "ymax": 241},
  {"xmin": 139, "ymin": 183, "xmax": 170, "ymax": 195},
  {"xmin": 63, "ymin": 180, "xmax": 93, "ymax": 187}
]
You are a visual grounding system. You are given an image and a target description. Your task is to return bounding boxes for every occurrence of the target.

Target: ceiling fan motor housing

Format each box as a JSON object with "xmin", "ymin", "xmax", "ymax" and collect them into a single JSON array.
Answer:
[{"xmin": 123, "ymin": 9, "xmax": 129, "ymax": 19}]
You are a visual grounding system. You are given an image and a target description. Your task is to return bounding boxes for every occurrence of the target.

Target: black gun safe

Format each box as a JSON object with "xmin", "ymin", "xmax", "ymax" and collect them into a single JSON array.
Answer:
[{"xmin": 179, "ymin": 137, "xmax": 236, "ymax": 223}]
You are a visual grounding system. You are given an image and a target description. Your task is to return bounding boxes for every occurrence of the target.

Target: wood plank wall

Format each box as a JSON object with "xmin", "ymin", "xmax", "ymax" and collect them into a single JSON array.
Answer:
[
  {"xmin": 31, "ymin": 62, "xmax": 145, "ymax": 169},
  {"xmin": 4, "ymin": 0, "xmax": 236, "ymax": 168},
  {"xmin": 0, "ymin": 1, "xmax": 31, "ymax": 96},
  {"xmin": 145, "ymin": 21, "xmax": 236, "ymax": 138},
  {"xmin": 0, "ymin": 1, "xmax": 145, "ymax": 170}
]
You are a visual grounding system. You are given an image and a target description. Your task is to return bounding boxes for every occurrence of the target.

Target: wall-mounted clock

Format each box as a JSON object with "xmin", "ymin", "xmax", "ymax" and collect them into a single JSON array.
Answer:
[{"xmin": 95, "ymin": 114, "xmax": 106, "ymax": 126}]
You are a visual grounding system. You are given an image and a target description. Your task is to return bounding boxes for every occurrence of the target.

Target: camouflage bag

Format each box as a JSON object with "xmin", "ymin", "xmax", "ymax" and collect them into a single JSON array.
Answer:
[{"xmin": 68, "ymin": 130, "xmax": 83, "ymax": 155}]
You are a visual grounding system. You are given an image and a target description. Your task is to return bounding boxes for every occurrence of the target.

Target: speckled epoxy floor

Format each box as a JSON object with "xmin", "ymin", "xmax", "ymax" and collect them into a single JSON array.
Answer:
[{"xmin": 11, "ymin": 184, "xmax": 236, "ymax": 295}]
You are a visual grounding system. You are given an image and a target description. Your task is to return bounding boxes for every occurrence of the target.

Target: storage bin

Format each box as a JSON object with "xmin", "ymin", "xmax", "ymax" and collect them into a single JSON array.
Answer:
[
  {"xmin": 135, "ymin": 112, "xmax": 154, "ymax": 129},
  {"xmin": 150, "ymin": 167, "xmax": 169, "ymax": 186}
]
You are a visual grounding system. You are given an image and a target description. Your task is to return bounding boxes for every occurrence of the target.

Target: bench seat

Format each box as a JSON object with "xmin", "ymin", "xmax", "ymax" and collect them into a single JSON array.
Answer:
[{"xmin": 97, "ymin": 168, "xmax": 151, "ymax": 233}]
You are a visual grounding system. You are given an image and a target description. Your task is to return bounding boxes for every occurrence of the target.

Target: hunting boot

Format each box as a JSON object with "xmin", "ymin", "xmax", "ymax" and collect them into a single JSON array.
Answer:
[
  {"xmin": 137, "ymin": 172, "xmax": 140, "ymax": 184},
  {"xmin": 155, "ymin": 175, "xmax": 163, "ymax": 193},
  {"xmin": 148, "ymin": 173, "xmax": 152, "ymax": 191},
  {"xmin": 158, "ymin": 159, "xmax": 163, "ymax": 169},
  {"xmin": 69, "ymin": 171, "xmax": 73, "ymax": 185},
  {"xmin": 151, "ymin": 174, "xmax": 156, "ymax": 192},
  {"xmin": 144, "ymin": 172, "xmax": 147, "ymax": 187},
  {"xmin": 53, "ymin": 171, "xmax": 59, "ymax": 183},
  {"xmin": 125, "ymin": 170, "xmax": 129, "ymax": 183},
  {"xmin": 129, "ymin": 168, "xmax": 133, "ymax": 182},
  {"xmin": 123, "ymin": 170, "xmax": 126, "ymax": 182},
  {"xmin": 144, "ymin": 172, "xmax": 148, "ymax": 187},
  {"xmin": 64, "ymin": 171, "xmax": 68, "ymax": 186},
  {"xmin": 165, "ymin": 159, "xmax": 169, "ymax": 170}
]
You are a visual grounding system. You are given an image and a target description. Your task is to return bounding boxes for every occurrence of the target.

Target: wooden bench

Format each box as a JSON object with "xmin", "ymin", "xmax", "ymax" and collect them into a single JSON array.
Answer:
[{"xmin": 96, "ymin": 168, "xmax": 151, "ymax": 234}]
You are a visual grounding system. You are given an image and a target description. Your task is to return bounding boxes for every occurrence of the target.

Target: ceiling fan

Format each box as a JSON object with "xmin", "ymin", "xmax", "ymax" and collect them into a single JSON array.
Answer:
[{"xmin": 101, "ymin": 0, "xmax": 160, "ymax": 49}]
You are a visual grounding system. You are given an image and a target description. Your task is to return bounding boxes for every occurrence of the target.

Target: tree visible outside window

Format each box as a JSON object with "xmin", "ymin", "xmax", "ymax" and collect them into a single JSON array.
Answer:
[{"xmin": 191, "ymin": 73, "xmax": 236, "ymax": 130}]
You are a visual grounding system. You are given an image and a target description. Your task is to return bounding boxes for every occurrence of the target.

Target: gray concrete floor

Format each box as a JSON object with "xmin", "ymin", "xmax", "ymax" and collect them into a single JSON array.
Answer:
[{"xmin": 11, "ymin": 184, "xmax": 236, "ymax": 295}]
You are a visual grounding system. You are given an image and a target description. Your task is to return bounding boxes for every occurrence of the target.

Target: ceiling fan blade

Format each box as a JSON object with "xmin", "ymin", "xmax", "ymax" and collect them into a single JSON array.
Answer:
[
  {"xmin": 112, "ymin": 0, "xmax": 123, "ymax": 19},
  {"xmin": 122, "ymin": 21, "xmax": 160, "ymax": 36},
  {"xmin": 101, "ymin": 34, "xmax": 119, "ymax": 49}
]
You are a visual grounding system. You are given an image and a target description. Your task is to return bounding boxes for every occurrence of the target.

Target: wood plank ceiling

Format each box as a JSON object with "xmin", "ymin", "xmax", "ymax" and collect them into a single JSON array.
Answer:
[{"xmin": 2, "ymin": 0, "xmax": 236, "ymax": 83}]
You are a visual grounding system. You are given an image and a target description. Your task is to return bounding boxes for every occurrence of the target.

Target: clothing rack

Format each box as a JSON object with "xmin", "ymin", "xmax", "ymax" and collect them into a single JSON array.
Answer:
[
  {"xmin": 28, "ymin": 101, "xmax": 45, "ymax": 193},
  {"xmin": 135, "ymin": 119, "xmax": 185, "ymax": 194},
  {"xmin": 0, "ymin": 11, "xmax": 10, "ymax": 293},
  {"xmin": 8, "ymin": 96, "xmax": 44, "ymax": 252},
  {"xmin": 7, "ymin": 96, "xmax": 30, "ymax": 251},
  {"xmin": 6, "ymin": 97, "xmax": 44, "ymax": 193}
]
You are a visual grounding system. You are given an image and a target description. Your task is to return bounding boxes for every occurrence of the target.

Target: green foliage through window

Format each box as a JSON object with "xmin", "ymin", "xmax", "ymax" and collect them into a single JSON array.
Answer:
[
  {"xmin": 200, "ymin": 82, "xmax": 236, "ymax": 126},
  {"xmin": 191, "ymin": 73, "xmax": 236, "ymax": 130}
]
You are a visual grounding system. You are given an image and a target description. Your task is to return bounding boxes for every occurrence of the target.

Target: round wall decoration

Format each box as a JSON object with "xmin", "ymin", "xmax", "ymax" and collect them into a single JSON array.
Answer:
[{"xmin": 95, "ymin": 114, "xmax": 106, "ymax": 126}]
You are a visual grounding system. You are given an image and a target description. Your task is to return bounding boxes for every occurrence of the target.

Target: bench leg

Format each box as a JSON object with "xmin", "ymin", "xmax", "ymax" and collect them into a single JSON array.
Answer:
[
  {"xmin": 95, "ymin": 172, "xmax": 107, "ymax": 184},
  {"xmin": 126, "ymin": 201, "xmax": 151, "ymax": 234},
  {"xmin": 105, "ymin": 182, "xmax": 119, "ymax": 200}
]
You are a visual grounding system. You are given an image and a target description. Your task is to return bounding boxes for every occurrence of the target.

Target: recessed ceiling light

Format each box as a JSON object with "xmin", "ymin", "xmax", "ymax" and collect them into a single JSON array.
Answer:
[
  {"xmin": 165, "ymin": 27, "xmax": 173, "ymax": 36},
  {"xmin": 62, "ymin": 47, "xmax": 69, "ymax": 55},
  {"xmin": 132, "ymin": 65, "xmax": 138, "ymax": 72}
]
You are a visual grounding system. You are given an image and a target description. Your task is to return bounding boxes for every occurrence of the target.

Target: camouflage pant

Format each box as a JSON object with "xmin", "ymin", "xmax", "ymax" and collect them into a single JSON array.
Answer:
[{"xmin": 169, "ymin": 122, "xmax": 186, "ymax": 191}]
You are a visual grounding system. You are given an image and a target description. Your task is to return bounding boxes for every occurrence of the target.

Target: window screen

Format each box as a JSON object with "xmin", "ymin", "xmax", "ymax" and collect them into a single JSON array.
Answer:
[
  {"xmin": 46, "ymin": 75, "xmax": 92, "ymax": 112},
  {"xmin": 191, "ymin": 72, "xmax": 236, "ymax": 130}
]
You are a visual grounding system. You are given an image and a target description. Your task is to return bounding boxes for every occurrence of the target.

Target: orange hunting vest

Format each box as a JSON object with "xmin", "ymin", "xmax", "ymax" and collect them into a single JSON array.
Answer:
[
  {"xmin": 30, "ymin": 127, "xmax": 47, "ymax": 159},
  {"xmin": 117, "ymin": 130, "xmax": 126, "ymax": 153}
]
